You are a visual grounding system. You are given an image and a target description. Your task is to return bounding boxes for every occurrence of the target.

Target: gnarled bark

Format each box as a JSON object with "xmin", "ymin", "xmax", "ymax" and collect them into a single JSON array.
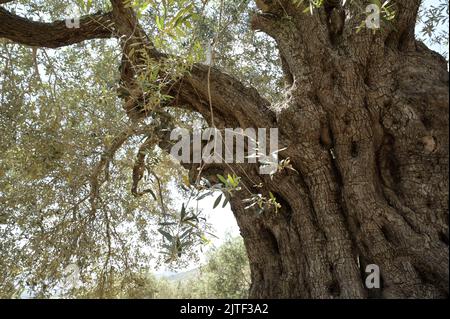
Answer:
[{"xmin": 227, "ymin": 0, "xmax": 448, "ymax": 299}]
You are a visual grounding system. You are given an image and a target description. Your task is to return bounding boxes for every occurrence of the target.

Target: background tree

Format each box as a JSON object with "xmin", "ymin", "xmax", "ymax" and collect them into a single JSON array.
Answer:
[
  {"xmin": 0, "ymin": 0, "xmax": 448, "ymax": 298},
  {"xmin": 189, "ymin": 236, "xmax": 250, "ymax": 299},
  {"xmin": 154, "ymin": 236, "xmax": 250, "ymax": 299}
]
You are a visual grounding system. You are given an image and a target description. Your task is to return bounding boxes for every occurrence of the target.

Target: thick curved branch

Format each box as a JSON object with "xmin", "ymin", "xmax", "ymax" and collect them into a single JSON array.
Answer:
[
  {"xmin": 109, "ymin": 0, "xmax": 165, "ymax": 120},
  {"xmin": 0, "ymin": 7, "xmax": 115, "ymax": 48},
  {"xmin": 169, "ymin": 64, "xmax": 276, "ymax": 129}
]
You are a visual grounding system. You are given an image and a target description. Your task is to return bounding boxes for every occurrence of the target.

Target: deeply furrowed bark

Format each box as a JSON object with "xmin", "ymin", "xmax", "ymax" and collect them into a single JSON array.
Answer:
[
  {"xmin": 1, "ymin": 0, "xmax": 448, "ymax": 298},
  {"xmin": 222, "ymin": 0, "xmax": 449, "ymax": 298}
]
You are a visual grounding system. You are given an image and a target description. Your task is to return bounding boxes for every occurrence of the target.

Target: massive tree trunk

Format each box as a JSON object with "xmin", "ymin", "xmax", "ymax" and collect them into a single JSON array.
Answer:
[
  {"xmin": 174, "ymin": 1, "xmax": 449, "ymax": 298},
  {"xmin": 181, "ymin": 0, "xmax": 449, "ymax": 298},
  {"xmin": 1, "ymin": 0, "xmax": 448, "ymax": 298},
  {"xmin": 233, "ymin": 1, "xmax": 449, "ymax": 298}
]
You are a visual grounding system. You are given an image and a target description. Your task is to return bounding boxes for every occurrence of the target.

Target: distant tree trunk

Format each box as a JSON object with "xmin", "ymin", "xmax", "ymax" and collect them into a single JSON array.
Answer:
[{"xmin": 1, "ymin": 0, "xmax": 447, "ymax": 298}]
